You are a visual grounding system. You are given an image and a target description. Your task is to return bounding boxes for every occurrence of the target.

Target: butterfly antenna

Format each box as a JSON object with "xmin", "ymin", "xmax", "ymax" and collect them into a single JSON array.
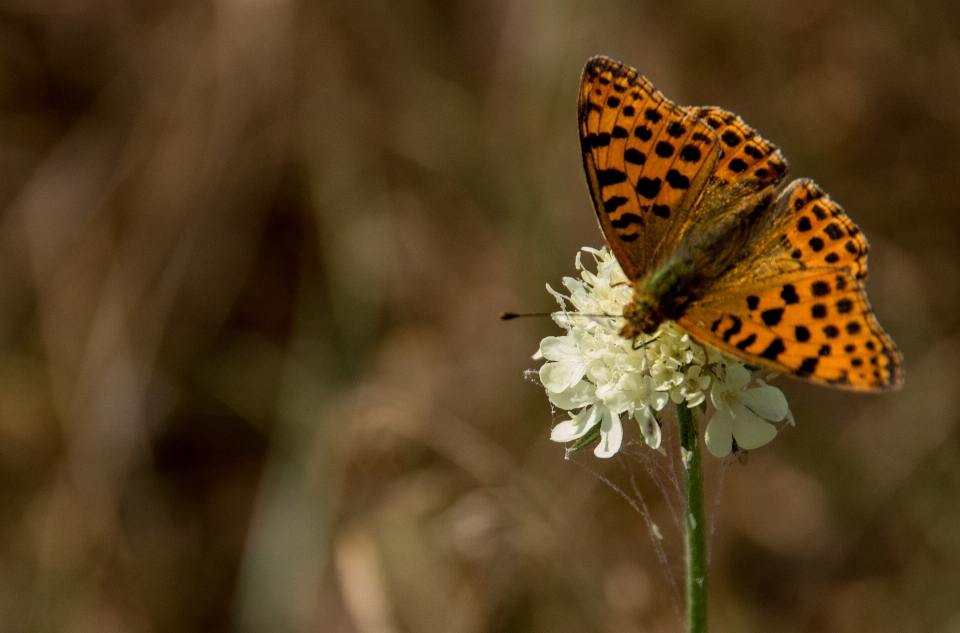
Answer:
[
  {"xmin": 499, "ymin": 311, "xmax": 622, "ymax": 320},
  {"xmin": 500, "ymin": 311, "xmax": 551, "ymax": 320}
]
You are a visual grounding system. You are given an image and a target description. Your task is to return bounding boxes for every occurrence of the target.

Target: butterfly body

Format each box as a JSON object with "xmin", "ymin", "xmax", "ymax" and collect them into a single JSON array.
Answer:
[
  {"xmin": 579, "ymin": 56, "xmax": 903, "ymax": 391},
  {"xmin": 623, "ymin": 185, "xmax": 779, "ymax": 337}
]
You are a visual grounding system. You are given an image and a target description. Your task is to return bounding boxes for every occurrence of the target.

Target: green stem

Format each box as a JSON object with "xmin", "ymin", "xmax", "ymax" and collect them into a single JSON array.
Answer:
[{"xmin": 677, "ymin": 402, "xmax": 707, "ymax": 633}]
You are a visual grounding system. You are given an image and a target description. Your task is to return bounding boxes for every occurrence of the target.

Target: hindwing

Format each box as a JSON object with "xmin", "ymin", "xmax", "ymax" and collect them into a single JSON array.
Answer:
[{"xmin": 678, "ymin": 180, "xmax": 902, "ymax": 391}]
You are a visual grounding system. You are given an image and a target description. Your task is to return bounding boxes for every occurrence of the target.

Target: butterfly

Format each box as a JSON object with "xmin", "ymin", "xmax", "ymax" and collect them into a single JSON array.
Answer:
[{"xmin": 578, "ymin": 56, "xmax": 903, "ymax": 392}]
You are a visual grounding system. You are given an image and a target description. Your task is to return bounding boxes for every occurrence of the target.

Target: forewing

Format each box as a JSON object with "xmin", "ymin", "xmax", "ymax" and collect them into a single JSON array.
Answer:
[
  {"xmin": 660, "ymin": 106, "xmax": 787, "ymax": 256},
  {"xmin": 693, "ymin": 106, "xmax": 789, "ymax": 191},
  {"xmin": 579, "ymin": 56, "xmax": 721, "ymax": 279},
  {"xmin": 675, "ymin": 106, "xmax": 790, "ymax": 238},
  {"xmin": 678, "ymin": 179, "xmax": 902, "ymax": 391}
]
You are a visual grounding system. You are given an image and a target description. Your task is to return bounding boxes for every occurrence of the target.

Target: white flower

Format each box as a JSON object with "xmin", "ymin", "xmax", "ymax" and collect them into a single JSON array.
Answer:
[
  {"xmin": 539, "ymin": 247, "xmax": 792, "ymax": 459},
  {"xmin": 704, "ymin": 364, "xmax": 790, "ymax": 458}
]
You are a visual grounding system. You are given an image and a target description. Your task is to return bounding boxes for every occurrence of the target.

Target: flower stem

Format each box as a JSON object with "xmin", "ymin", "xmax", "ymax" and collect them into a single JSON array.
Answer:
[{"xmin": 677, "ymin": 402, "xmax": 707, "ymax": 633}]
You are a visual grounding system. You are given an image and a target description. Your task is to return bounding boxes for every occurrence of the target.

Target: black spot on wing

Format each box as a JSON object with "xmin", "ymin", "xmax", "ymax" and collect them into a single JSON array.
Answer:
[
  {"xmin": 781, "ymin": 285, "xmax": 799, "ymax": 304},
  {"xmin": 721, "ymin": 130, "xmax": 741, "ymax": 146},
  {"xmin": 585, "ymin": 133, "xmax": 612, "ymax": 148},
  {"xmin": 736, "ymin": 333, "xmax": 757, "ymax": 350},
  {"xmin": 603, "ymin": 196, "xmax": 628, "ymax": 212},
  {"xmin": 679, "ymin": 145, "xmax": 702, "ymax": 162},
  {"xmin": 665, "ymin": 169, "xmax": 690, "ymax": 189},
  {"xmin": 655, "ymin": 141, "xmax": 675, "ymax": 158},
  {"xmin": 666, "ymin": 121, "xmax": 686, "ymax": 137},
  {"xmin": 797, "ymin": 357, "xmax": 819, "ymax": 376},
  {"xmin": 797, "ymin": 356, "xmax": 820, "ymax": 376},
  {"xmin": 811, "ymin": 281, "xmax": 830, "ymax": 297},
  {"xmin": 761, "ymin": 309, "xmax": 784, "ymax": 326},
  {"xmin": 824, "ymin": 223, "xmax": 844, "ymax": 240},
  {"xmin": 729, "ymin": 158, "xmax": 748, "ymax": 173},
  {"xmin": 722, "ymin": 317, "xmax": 742, "ymax": 342},
  {"xmin": 610, "ymin": 213, "xmax": 643, "ymax": 229},
  {"xmin": 636, "ymin": 177, "xmax": 662, "ymax": 199},
  {"xmin": 597, "ymin": 169, "xmax": 627, "ymax": 186},
  {"xmin": 760, "ymin": 338, "xmax": 786, "ymax": 360}
]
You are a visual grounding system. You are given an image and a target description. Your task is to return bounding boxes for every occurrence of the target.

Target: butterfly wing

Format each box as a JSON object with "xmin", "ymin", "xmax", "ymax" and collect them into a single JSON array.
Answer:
[
  {"xmin": 578, "ymin": 56, "xmax": 722, "ymax": 279},
  {"xmin": 693, "ymin": 106, "xmax": 789, "ymax": 193},
  {"xmin": 678, "ymin": 179, "xmax": 903, "ymax": 391},
  {"xmin": 670, "ymin": 106, "xmax": 791, "ymax": 251}
]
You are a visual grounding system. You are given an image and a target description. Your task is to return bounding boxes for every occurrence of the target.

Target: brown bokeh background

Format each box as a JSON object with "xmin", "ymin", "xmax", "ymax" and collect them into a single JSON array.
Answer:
[{"xmin": 0, "ymin": 1, "xmax": 957, "ymax": 632}]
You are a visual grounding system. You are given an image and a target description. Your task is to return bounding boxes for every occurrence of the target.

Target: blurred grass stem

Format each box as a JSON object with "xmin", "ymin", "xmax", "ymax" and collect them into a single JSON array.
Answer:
[{"xmin": 678, "ymin": 402, "xmax": 707, "ymax": 633}]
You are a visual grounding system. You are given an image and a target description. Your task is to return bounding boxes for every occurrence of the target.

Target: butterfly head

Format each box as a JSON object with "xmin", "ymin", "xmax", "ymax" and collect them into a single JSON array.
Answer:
[
  {"xmin": 620, "ymin": 296, "xmax": 662, "ymax": 339},
  {"xmin": 620, "ymin": 259, "xmax": 698, "ymax": 339}
]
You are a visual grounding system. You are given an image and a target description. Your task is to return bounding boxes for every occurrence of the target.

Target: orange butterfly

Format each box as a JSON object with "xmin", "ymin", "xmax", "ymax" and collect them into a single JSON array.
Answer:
[{"xmin": 579, "ymin": 56, "xmax": 903, "ymax": 392}]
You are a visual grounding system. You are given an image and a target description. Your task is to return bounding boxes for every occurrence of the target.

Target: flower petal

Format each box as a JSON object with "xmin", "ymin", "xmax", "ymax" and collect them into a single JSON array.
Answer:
[
  {"xmin": 685, "ymin": 390, "xmax": 706, "ymax": 408},
  {"xmin": 723, "ymin": 363, "xmax": 752, "ymax": 391},
  {"xmin": 649, "ymin": 389, "xmax": 670, "ymax": 411},
  {"xmin": 545, "ymin": 380, "xmax": 596, "ymax": 410},
  {"xmin": 731, "ymin": 406, "xmax": 779, "ymax": 449},
  {"xmin": 540, "ymin": 361, "xmax": 586, "ymax": 392},
  {"xmin": 594, "ymin": 409, "xmax": 624, "ymax": 458},
  {"xmin": 539, "ymin": 336, "xmax": 581, "ymax": 362},
  {"xmin": 636, "ymin": 409, "xmax": 662, "ymax": 450},
  {"xmin": 740, "ymin": 385, "xmax": 790, "ymax": 422},
  {"xmin": 705, "ymin": 407, "xmax": 735, "ymax": 458},
  {"xmin": 551, "ymin": 406, "xmax": 602, "ymax": 442},
  {"xmin": 740, "ymin": 384, "xmax": 789, "ymax": 422}
]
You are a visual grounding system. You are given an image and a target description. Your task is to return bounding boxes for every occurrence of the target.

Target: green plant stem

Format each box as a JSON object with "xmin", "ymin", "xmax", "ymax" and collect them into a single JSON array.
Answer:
[{"xmin": 677, "ymin": 402, "xmax": 707, "ymax": 633}]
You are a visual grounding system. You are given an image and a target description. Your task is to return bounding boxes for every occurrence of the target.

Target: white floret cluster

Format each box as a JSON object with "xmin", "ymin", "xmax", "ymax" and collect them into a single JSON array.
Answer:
[{"xmin": 538, "ymin": 247, "xmax": 792, "ymax": 458}]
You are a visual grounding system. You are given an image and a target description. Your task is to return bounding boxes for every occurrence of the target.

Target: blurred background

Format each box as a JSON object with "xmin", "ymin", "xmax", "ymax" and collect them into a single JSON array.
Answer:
[{"xmin": 0, "ymin": 0, "xmax": 957, "ymax": 631}]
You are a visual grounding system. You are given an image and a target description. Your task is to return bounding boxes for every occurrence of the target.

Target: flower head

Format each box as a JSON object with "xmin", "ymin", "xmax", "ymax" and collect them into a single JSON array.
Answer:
[{"xmin": 538, "ymin": 247, "xmax": 792, "ymax": 458}]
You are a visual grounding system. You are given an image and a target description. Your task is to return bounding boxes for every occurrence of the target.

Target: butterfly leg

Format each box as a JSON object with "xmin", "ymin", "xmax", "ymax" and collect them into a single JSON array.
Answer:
[{"xmin": 631, "ymin": 332, "xmax": 662, "ymax": 351}]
